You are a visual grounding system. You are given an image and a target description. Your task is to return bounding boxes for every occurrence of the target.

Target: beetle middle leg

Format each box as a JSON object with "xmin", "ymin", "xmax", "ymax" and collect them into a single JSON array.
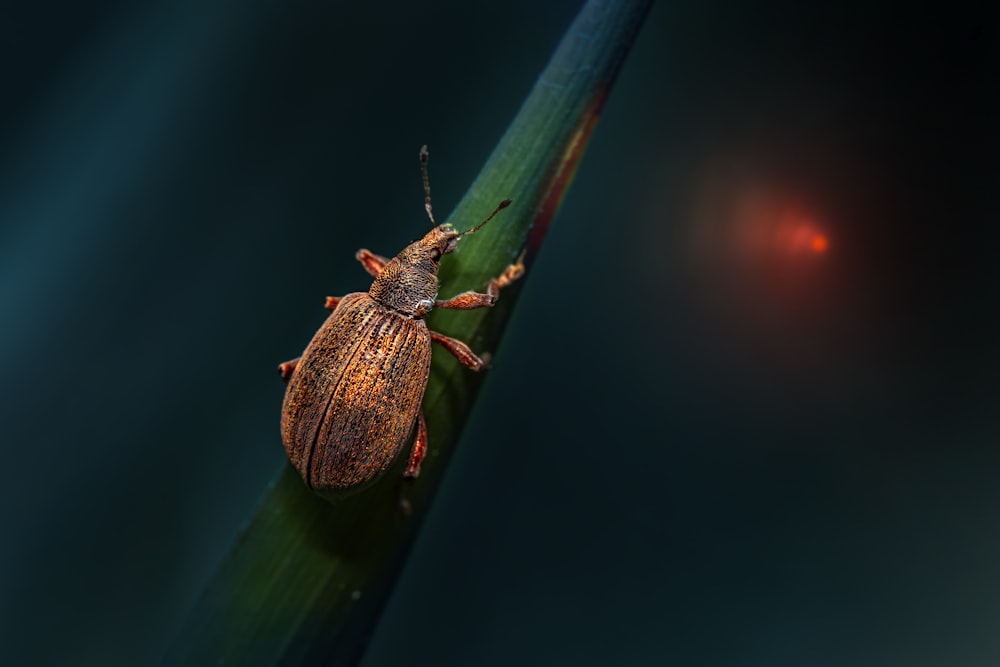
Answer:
[
  {"xmin": 435, "ymin": 252, "xmax": 526, "ymax": 310},
  {"xmin": 278, "ymin": 357, "xmax": 300, "ymax": 383},
  {"xmin": 429, "ymin": 331, "xmax": 487, "ymax": 371}
]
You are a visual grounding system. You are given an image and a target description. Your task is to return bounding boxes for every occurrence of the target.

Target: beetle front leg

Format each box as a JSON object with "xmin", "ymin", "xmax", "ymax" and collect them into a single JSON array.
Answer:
[
  {"xmin": 433, "ymin": 291, "xmax": 494, "ymax": 310},
  {"xmin": 356, "ymin": 249, "xmax": 390, "ymax": 277},
  {"xmin": 324, "ymin": 295, "xmax": 342, "ymax": 311},
  {"xmin": 486, "ymin": 252, "xmax": 526, "ymax": 299},
  {"xmin": 278, "ymin": 357, "xmax": 300, "ymax": 383},
  {"xmin": 430, "ymin": 330, "xmax": 487, "ymax": 371},
  {"xmin": 403, "ymin": 411, "xmax": 428, "ymax": 479},
  {"xmin": 435, "ymin": 253, "xmax": 525, "ymax": 310}
]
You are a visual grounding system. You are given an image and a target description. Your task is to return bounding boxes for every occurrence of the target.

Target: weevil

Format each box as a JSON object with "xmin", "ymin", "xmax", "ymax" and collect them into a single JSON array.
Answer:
[{"xmin": 279, "ymin": 146, "xmax": 524, "ymax": 499}]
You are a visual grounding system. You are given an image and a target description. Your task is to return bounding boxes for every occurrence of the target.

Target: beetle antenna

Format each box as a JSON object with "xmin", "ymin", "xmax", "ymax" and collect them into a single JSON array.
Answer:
[
  {"xmin": 419, "ymin": 145, "xmax": 435, "ymax": 226},
  {"xmin": 462, "ymin": 199, "xmax": 512, "ymax": 235}
]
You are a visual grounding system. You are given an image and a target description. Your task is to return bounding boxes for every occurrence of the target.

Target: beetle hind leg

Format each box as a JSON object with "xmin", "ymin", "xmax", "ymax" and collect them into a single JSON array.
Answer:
[{"xmin": 403, "ymin": 411, "xmax": 429, "ymax": 479}]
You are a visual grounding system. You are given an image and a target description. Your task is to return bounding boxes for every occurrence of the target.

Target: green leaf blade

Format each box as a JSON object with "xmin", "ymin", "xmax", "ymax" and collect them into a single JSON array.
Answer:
[{"xmin": 163, "ymin": 1, "xmax": 652, "ymax": 665}]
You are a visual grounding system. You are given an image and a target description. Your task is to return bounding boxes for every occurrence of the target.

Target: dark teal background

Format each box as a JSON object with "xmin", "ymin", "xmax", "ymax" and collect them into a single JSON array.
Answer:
[{"xmin": 1, "ymin": 1, "xmax": 996, "ymax": 665}]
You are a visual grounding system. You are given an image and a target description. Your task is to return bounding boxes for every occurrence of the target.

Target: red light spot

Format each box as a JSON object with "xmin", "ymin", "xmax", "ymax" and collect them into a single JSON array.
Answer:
[{"xmin": 811, "ymin": 234, "xmax": 828, "ymax": 253}]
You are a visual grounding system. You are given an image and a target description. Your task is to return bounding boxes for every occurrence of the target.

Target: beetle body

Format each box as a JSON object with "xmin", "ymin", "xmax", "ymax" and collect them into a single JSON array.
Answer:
[
  {"xmin": 279, "ymin": 147, "xmax": 524, "ymax": 500},
  {"xmin": 281, "ymin": 292, "xmax": 432, "ymax": 492}
]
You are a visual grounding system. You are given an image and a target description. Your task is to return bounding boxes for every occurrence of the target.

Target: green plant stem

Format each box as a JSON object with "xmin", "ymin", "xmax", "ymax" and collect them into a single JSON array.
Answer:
[{"xmin": 163, "ymin": 1, "xmax": 652, "ymax": 664}]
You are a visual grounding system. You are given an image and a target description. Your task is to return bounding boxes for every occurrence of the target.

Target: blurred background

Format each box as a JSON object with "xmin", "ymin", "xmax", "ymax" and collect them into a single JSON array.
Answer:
[{"xmin": 1, "ymin": 0, "xmax": 997, "ymax": 665}]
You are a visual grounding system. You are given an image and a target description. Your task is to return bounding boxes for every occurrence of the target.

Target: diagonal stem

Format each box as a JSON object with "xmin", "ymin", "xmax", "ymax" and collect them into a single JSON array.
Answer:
[{"xmin": 163, "ymin": 1, "xmax": 653, "ymax": 665}]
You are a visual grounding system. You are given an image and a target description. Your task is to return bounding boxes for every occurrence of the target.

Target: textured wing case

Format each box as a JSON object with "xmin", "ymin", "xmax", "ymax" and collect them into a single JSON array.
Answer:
[{"xmin": 281, "ymin": 292, "xmax": 432, "ymax": 492}]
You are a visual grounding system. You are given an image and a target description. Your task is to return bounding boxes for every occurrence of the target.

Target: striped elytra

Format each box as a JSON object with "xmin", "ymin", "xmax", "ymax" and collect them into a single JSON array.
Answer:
[{"xmin": 281, "ymin": 292, "xmax": 432, "ymax": 495}]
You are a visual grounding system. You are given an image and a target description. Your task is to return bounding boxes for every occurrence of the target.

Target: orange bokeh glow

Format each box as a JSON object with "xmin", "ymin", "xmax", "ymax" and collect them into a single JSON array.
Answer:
[{"xmin": 811, "ymin": 234, "xmax": 828, "ymax": 253}]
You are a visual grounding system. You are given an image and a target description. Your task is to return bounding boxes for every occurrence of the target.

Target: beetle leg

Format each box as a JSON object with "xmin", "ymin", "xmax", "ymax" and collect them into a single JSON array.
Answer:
[
  {"xmin": 356, "ymin": 249, "xmax": 390, "ymax": 277},
  {"xmin": 434, "ymin": 290, "xmax": 495, "ymax": 310},
  {"xmin": 430, "ymin": 330, "xmax": 487, "ymax": 371},
  {"xmin": 487, "ymin": 251, "xmax": 526, "ymax": 299},
  {"xmin": 435, "ymin": 252, "xmax": 525, "ymax": 310},
  {"xmin": 403, "ymin": 411, "xmax": 428, "ymax": 478},
  {"xmin": 324, "ymin": 295, "xmax": 342, "ymax": 311},
  {"xmin": 277, "ymin": 357, "xmax": 300, "ymax": 384}
]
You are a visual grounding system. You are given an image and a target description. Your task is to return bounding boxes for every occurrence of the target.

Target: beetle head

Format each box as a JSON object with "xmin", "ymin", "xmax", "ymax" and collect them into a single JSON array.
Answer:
[
  {"xmin": 422, "ymin": 224, "xmax": 462, "ymax": 262},
  {"xmin": 366, "ymin": 225, "xmax": 465, "ymax": 318},
  {"xmin": 368, "ymin": 200, "xmax": 511, "ymax": 318}
]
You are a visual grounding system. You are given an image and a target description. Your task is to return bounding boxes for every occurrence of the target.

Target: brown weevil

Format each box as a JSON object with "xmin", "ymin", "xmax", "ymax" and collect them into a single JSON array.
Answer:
[{"xmin": 278, "ymin": 146, "xmax": 524, "ymax": 499}]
